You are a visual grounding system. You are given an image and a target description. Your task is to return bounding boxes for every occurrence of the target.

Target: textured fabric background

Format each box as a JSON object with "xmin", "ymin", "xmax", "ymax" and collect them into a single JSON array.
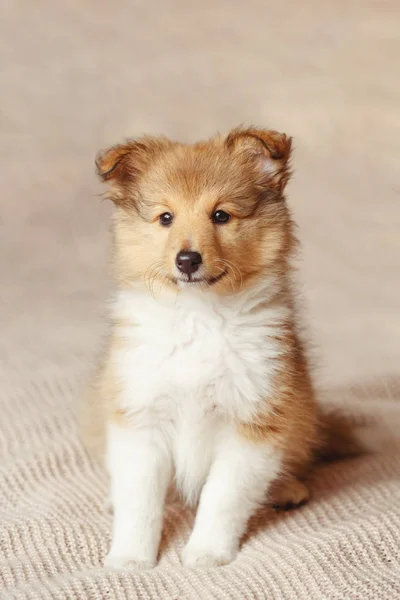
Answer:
[{"xmin": 1, "ymin": 1, "xmax": 399, "ymax": 598}]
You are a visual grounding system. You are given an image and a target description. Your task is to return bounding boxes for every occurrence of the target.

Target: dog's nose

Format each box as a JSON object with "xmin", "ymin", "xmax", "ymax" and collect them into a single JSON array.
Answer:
[{"xmin": 176, "ymin": 251, "xmax": 202, "ymax": 275}]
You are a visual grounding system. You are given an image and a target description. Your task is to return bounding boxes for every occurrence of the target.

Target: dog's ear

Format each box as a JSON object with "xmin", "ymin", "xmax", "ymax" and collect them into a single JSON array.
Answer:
[
  {"xmin": 226, "ymin": 127, "xmax": 292, "ymax": 192},
  {"xmin": 95, "ymin": 137, "xmax": 172, "ymax": 203},
  {"xmin": 96, "ymin": 143, "xmax": 133, "ymax": 183}
]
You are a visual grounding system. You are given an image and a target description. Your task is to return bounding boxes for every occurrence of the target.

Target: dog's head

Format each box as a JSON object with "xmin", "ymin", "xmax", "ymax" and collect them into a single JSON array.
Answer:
[{"xmin": 96, "ymin": 127, "xmax": 294, "ymax": 294}]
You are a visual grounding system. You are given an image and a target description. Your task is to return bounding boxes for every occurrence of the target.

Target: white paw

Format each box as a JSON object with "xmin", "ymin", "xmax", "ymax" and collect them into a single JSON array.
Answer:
[
  {"xmin": 104, "ymin": 553, "xmax": 154, "ymax": 571},
  {"xmin": 182, "ymin": 543, "xmax": 236, "ymax": 568}
]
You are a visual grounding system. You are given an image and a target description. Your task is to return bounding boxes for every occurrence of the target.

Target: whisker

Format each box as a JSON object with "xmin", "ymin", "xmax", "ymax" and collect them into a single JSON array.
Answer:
[
  {"xmin": 145, "ymin": 261, "xmax": 174, "ymax": 299},
  {"xmin": 143, "ymin": 260, "xmax": 164, "ymax": 299},
  {"xmin": 214, "ymin": 258, "xmax": 243, "ymax": 291},
  {"xmin": 224, "ymin": 258, "xmax": 243, "ymax": 290},
  {"xmin": 213, "ymin": 262, "xmax": 234, "ymax": 291}
]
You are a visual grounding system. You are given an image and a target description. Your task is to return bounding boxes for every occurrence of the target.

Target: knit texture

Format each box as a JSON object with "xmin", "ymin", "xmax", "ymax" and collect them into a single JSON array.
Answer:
[
  {"xmin": 1, "ymin": 0, "xmax": 399, "ymax": 598},
  {"xmin": 1, "ymin": 380, "xmax": 400, "ymax": 599}
]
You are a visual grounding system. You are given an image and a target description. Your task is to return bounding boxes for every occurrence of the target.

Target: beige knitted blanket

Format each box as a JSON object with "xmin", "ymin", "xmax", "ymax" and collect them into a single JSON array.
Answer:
[
  {"xmin": 1, "ymin": 0, "xmax": 399, "ymax": 598},
  {"xmin": 1, "ymin": 377, "xmax": 400, "ymax": 599}
]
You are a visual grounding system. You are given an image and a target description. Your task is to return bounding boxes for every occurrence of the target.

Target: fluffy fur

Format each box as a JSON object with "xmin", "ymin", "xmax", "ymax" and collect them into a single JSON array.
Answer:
[{"xmin": 81, "ymin": 127, "xmax": 352, "ymax": 570}]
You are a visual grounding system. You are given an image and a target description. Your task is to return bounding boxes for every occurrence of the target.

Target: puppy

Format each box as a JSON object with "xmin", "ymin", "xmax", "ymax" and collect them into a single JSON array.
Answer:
[{"xmin": 82, "ymin": 127, "xmax": 333, "ymax": 569}]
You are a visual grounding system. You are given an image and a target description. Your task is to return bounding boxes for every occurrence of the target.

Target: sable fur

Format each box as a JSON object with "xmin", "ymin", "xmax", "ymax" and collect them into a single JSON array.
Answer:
[{"xmin": 82, "ymin": 126, "xmax": 360, "ymax": 570}]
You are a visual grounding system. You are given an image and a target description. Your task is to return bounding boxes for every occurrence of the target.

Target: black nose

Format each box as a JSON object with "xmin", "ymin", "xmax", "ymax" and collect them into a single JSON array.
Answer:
[{"xmin": 176, "ymin": 251, "xmax": 202, "ymax": 275}]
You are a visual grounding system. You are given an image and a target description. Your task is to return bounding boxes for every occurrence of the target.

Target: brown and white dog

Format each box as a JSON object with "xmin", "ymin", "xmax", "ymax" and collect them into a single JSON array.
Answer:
[{"xmin": 82, "ymin": 127, "xmax": 357, "ymax": 570}]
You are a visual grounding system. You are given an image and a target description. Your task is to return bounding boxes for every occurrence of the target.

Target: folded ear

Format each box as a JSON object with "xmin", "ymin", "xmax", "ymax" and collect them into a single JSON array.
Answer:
[
  {"xmin": 226, "ymin": 127, "xmax": 292, "ymax": 192},
  {"xmin": 96, "ymin": 143, "xmax": 133, "ymax": 183},
  {"xmin": 95, "ymin": 136, "xmax": 172, "ymax": 203}
]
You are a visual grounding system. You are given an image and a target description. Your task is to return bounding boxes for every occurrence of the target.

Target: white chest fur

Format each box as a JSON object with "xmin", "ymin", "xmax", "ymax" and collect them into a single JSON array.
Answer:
[{"xmin": 111, "ymin": 284, "xmax": 288, "ymax": 502}]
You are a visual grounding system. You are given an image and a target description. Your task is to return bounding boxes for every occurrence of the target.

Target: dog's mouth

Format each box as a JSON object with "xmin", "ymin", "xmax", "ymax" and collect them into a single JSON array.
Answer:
[{"xmin": 172, "ymin": 271, "xmax": 227, "ymax": 287}]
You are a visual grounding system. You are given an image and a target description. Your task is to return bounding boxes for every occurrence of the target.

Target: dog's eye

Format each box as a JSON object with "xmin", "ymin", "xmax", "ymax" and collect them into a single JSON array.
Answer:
[
  {"xmin": 212, "ymin": 210, "xmax": 230, "ymax": 224},
  {"xmin": 159, "ymin": 212, "xmax": 174, "ymax": 226}
]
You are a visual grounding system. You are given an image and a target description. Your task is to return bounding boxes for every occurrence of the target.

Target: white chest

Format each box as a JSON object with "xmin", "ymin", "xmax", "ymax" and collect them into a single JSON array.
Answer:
[
  {"xmin": 111, "ymin": 287, "xmax": 287, "ymax": 502},
  {"xmin": 113, "ymin": 288, "xmax": 286, "ymax": 421}
]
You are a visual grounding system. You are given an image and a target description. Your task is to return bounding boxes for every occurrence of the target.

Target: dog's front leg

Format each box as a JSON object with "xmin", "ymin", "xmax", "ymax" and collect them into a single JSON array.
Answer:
[
  {"xmin": 182, "ymin": 429, "xmax": 281, "ymax": 567},
  {"xmin": 104, "ymin": 421, "xmax": 172, "ymax": 570}
]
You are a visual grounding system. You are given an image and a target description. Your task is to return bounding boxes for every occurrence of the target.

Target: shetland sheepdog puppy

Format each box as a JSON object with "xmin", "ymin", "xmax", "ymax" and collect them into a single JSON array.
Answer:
[{"xmin": 82, "ymin": 127, "xmax": 355, "ymax": 570}]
